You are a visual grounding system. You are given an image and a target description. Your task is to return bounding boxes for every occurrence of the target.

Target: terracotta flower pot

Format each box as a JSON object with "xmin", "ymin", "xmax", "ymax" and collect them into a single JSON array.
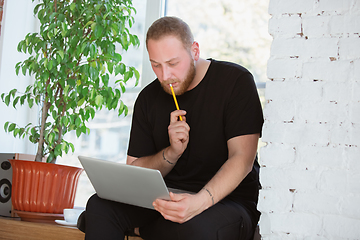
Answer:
[{"xmin": 10, "ymin": 159, "xmax": 83, "ymax": 215}]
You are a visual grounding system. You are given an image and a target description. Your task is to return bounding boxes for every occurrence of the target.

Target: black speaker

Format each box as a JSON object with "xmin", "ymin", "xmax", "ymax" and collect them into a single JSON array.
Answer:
[{"xmin": 0, "ymin": 153, "xmax": 15, "ymax": 217}]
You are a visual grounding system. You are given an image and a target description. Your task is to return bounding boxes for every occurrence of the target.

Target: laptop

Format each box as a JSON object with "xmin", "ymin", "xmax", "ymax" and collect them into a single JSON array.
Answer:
[{"xmin": 78, "ymin": 155, "xmax": 193, "ymax": 209}]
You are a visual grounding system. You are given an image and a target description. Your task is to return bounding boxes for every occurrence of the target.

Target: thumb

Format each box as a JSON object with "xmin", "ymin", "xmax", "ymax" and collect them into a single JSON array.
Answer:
[{"xmin": 169, "ymin": 192, "xmax": 185, "ymax": 202}]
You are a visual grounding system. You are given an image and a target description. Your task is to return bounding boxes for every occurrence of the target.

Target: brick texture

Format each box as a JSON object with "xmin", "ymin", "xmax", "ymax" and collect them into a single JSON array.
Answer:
[{"xmin": 260, "ymin": 0, "xmax": 360, "ymax": 239}]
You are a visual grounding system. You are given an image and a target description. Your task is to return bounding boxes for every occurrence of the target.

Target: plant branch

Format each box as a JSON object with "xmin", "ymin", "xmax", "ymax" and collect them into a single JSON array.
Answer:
[{"xmin": 35, "ymin": 77, "xmax": 51, "ymax": 162}]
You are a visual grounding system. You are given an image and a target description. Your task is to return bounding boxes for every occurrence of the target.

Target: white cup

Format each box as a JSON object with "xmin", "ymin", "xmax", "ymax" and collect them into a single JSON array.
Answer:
[{"xmin": 63, "ymin": 207, "xmax": 85, "ymax": 223}]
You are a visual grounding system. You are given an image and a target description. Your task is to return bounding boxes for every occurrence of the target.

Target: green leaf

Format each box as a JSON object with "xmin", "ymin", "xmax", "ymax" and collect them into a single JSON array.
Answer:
[
  {"xmin": 114, "ymin": 53, "xmax": 122, "ymax": 62},
  {"xmin": 95, "ymin": 95, "xmax": 103, "ymax": 107},
  {"xmin": 33, "ymin": 3, "xmax": 42, "ymax": 15},
  {"xmin": 84, "ymin": 21, "xmax": 94, "ymax": 29},
  {"xmin": 4, "ymin": 122, "xmax": 9, "ymax": 132},
  {"xmin": 13, "ymin": 128, "xmax": 20, "ymax": 137},
  {"xmin": 133, "ymin": 68, "xmax": 140, "ymax": 82},
  {"xmin": 101, "ymin": 74, "xmax": 109, "ymax": 86},
  {"xmin": 124, "ymin": 71, "xmax": 133, "ymax": 82},
  {"xmin": 76, "ymin": 127, "xmax": 82, "ymax": 138},
  {"xmin": 64, "ymin": 85, "xmax": 70, "ymax": 96},
  {"xmin": 22, "ymin": 65, "xmax": 27, "ymax": 76},
  {"xmin": 19, "ymin": 128, "xmax": 25, "ymax": 137},
  {"xmin": 90, "ymin": 108, "xmax": 96, "ymax": 119},
  {"xmin": 10, "ymin": 88, "xmax": 17, "ymax": 97},
  {"xmin": 54, "ymin": 144, "xmax": 62, "ymax": 157},
  {"xmin": 8, "ymin": 123, "xmax": 16, "ymax": 132},
  {"xmin": 118, "ymin": 101, "xmax": 124, "ymax": 116},
  {"xmin": 95, "ymin": 24, "xmax": 104, "ymax": 39},
  {"xmin": 4, "ymin": 95, "xmax": 10, "ymax": 106},
  {"xmin": 27, "ymin": 96, "xmax": 34, "ymax": 108},
  {"xmin": 58, "ymin": 50, "xmax": 64, "ymax": 60},
  {"xmin": 20, "ymin": 95, "xmax": 26, "ymax": 105},
  {"xmin": 48, "ymin": 132, "xmax": 55, "ymax": 144},
  {"xmin": 110, "ymin": 23, "xmax": 119, "ymax": 36},
  {"xmin": 91, "ymin": 22, "xmax": 97, "ymax": 31},
  {"xmin": 13, "ymin": 96, "xmax": 20, "ymax": 108},
  {"xmin": 62, "ymin": 142, "xmax": 69, "ymax": 154},
  {"xmin": 81, "ymin": 125, "xmax": 87, "ymax": 134},
  {"xmin": 120, "ymin": 82, "xmax": 126, "ymax": 93},
  {"xmin": 47, "ymin": 153, "xmax": 54, "ymax": 164},
  {"xmin": 117, "ymin": 63, "xmax": 126, "ymax": 76},
  {"xmin": 115, "ymin": 89, "xmax": 121, "ymax": 98},
  {"xmin": 124, "ymin": 105, "xmax": 129, "ymax": 116},
  {"xmin": 75, "ymin": 117, "xmax": 81, "ymax": 127},
  {"xmin": 52, "ymin": 110, "xmax": 57, "ymax": 120},
  {"xmin": 77, "ymin": 97, "xmax": 85, "ymax": 107},
  {"xmin": 69, "ymin": 142, "xmax": 75, "ymax": 152},
  {"xmin": 48, "ymin": 59, "xmax": 54, "ymax": 70},
  {"xmin": 107, "ymin": 61, "xmax": 114, "ymax": 74},
  {"xmin": 70, "ymin": 3, "xmax": 76, "ymax": 11}
]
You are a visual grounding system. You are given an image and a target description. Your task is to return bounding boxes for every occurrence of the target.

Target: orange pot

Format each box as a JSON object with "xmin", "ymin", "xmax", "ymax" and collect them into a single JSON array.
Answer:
[{"xmin": 10, "ymin": 159, "xmax": 83, "ymax": 214}]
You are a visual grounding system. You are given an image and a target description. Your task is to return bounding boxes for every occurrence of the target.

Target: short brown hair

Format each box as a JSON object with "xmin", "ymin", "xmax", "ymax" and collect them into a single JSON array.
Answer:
[{"xmin": 146, "ymin": 16, "xmax": 194, "ymax": 51}]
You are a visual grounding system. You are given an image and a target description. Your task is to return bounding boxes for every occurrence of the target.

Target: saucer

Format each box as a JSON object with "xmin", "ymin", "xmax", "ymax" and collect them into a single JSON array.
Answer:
[
  {"xmin": 14, "ymin": 210, "xmax": 64, "ymax": 224},
  {"xmin": 55, "ymin": 219, "xmax": 77, "ymax": 227}
]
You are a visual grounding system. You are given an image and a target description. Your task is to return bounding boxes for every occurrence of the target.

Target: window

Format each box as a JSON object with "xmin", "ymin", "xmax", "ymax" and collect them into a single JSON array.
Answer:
[
  {"xmin": 57, "ymin": 0, "xmax": 164, "ymax": 207},
  {"xmin": 59, "ymin": 0, "xmax": 271, "ymax": 207},
  {"xmin": 165, "ymin": 0, "xmax": 270, "ymax": 154}
]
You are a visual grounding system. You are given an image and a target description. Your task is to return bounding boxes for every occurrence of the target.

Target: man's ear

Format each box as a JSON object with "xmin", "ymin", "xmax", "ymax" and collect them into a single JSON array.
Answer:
[{"xmin": 191, "ymin": 41, "xmax": 200, "ymax": 61}]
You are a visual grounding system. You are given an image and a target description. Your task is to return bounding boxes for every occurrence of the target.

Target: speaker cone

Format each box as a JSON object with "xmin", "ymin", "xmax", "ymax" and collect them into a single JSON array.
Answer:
[{"xmin": 0, "ymin": 179, "xmax": 11, "ymax": 203}]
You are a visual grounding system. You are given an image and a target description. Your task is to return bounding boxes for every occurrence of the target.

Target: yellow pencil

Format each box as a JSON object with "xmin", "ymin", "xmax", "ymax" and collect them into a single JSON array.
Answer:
[{"xmin": 169, "ymin": 84, "xmax": 183, "ymax": 121}]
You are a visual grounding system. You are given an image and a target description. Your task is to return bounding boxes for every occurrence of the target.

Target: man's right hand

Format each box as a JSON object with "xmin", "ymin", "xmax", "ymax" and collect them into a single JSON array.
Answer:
[{"xmin": 166, "ymin": 110, "xmax": 190, "ymax": 162}]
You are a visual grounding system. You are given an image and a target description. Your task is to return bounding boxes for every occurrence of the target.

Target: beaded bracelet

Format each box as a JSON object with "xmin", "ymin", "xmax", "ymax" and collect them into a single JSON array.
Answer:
[{"xmin": 162, "ymin": 149, "xmax": 174, "ymax": 165}]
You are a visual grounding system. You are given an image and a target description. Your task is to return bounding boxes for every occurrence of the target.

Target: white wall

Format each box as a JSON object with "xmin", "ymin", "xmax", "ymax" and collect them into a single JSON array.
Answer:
[
  {"xmin": 259, "ymin": 0, "xmax": 360, "ymax": 239},
  {"xmin": 0, "ymin": 0, "xmax": 39, "ymax": 154}
]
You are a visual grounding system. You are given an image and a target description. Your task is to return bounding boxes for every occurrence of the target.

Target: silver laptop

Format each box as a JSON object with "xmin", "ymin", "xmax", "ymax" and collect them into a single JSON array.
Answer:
[{"xmin": 78, "ymin": 155, "xmax": 193, "ymax": 209}]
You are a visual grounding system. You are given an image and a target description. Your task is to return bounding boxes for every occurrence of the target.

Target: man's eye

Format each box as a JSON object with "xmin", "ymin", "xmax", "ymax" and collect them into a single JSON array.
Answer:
[{"xmin": 170, "ymin": 62, "xmax": 177, "ymax": 66}]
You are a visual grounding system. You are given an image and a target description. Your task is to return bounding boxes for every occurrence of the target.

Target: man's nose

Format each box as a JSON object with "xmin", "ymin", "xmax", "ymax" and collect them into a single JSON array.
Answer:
[{"xmin": 162, "ymin": 66, "xmax": 172, "ymax": 81}]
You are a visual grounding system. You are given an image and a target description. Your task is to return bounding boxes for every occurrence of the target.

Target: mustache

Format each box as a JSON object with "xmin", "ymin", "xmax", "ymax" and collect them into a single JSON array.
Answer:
[
  {"xmin": 162, "ymin": 80, "xmax": 177, "ymax": 86},
  {"xmin": 162, "ymin": 80, "xmax": 178, "ymax": 85}
]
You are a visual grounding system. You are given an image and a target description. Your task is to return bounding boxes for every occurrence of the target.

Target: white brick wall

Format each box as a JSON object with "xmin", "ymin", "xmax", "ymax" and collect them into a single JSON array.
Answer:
[{"xmin": 260, "ymin": 0, "xmax": 360, "ymax": 239}]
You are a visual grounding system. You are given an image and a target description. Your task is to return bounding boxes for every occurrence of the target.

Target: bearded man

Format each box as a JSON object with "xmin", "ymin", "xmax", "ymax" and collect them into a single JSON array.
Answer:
[{"xmin": 84, "ymin": 16, "xmax": 264, "ymax": 240}]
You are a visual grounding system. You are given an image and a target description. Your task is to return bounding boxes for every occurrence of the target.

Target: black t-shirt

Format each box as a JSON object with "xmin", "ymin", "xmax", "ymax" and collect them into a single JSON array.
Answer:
[{"xmin": 128, "ymin": 59, "xmax": 264, "ymax": 205}]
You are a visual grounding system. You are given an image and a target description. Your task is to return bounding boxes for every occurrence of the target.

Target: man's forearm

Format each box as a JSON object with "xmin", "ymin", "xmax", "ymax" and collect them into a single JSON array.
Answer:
[
  {"xmin": 201, "ymin": 153, "xmax": 255, "ymax": 206},
  {"xmin": 200, "ymin": 134, "xmax": 259, "ymax": 207},
  {"xmin": 126, "ymin": 146, "xmax": 179, "ymax": 177}
]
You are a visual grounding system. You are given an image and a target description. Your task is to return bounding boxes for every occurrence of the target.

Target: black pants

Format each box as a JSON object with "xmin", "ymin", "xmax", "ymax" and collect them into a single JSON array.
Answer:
[{"xmin": 85, "ymin": 194, "xmax": 256, "ymax": 240}]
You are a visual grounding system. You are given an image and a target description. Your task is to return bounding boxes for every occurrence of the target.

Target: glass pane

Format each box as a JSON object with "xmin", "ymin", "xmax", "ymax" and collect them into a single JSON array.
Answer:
[
  {"xmin": 57, "ymin": 0, "xmax": 147, "ymax": 207},
  {"xmin": 165, "ymin": 0, "xmax": 271, "ymax": 85},
  {"xmin": 165, "ymin": 0, "xmax": 270, "ymax": 156}
]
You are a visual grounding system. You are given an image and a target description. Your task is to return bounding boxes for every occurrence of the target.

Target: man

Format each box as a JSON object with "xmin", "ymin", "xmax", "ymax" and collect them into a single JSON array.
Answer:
[{"xmin": 84, "ymin": 16, "xmax": 263, "ymax": 240}]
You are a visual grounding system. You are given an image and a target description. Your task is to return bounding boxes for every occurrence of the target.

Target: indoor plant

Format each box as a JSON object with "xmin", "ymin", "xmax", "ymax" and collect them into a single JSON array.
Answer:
[{"xmin": 1, "ymin": 0, "xmax": 140, "ymax": 220}]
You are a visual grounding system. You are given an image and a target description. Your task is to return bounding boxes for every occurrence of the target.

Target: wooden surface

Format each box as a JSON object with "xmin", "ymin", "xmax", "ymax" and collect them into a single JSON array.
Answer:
[
  {"xmin": 0, "ymin": 217, "xmax": 144, "ymax": 240},
  {"xmin": 0, "ymin": 218, "xmax": 84, "ymax": 240}
]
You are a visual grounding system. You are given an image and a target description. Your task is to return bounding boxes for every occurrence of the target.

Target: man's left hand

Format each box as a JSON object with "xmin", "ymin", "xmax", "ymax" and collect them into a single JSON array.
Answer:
[{"xmin": 153, "ymin": 191, "xmax": 210, "ymax": 224}]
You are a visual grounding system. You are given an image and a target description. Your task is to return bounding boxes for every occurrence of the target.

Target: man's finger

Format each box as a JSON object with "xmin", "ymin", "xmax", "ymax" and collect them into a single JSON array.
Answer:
[
  {"xmin": 170, "ymin": 110, "xmax": 186, "ymax": 123},
  {"xmin": 169, "ymin": 192, "xmax": 186, "ymax": 202}
]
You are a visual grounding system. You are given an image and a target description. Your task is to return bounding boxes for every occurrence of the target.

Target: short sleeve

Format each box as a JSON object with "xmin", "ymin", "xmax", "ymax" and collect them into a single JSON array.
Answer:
[
  {"xmin": 224, "ymin": 72, "xmax": 264, "ymax": 141},
  {"xmin": 127, "ymin": 91, "xmax": 157, "ymax": 158}
]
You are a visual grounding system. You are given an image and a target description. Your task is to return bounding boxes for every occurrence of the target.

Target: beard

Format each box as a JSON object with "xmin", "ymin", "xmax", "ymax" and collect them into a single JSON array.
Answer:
[{"xmin": 161, "ymin": 59, "xmax": 196, "ymax": 96}]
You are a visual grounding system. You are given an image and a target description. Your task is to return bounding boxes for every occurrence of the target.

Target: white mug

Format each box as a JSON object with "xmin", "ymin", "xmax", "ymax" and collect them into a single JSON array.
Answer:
[{"xmin": 63, "ymin": 207, "xmax": 85, "ymax": 223}]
